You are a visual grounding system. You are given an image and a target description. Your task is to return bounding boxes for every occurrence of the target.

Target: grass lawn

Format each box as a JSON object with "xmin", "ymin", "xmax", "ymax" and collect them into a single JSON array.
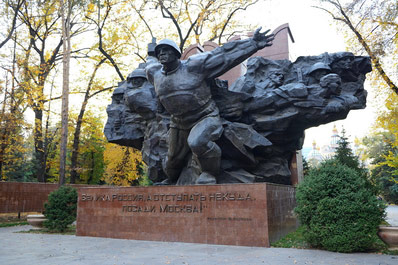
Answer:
[
  {"xmin": 271, "ymin": 226, "xmax": 309, "ymax": 249},
  {"xmin": 0, "ymin": 221, "xmax": 29, "ymax": 227}
]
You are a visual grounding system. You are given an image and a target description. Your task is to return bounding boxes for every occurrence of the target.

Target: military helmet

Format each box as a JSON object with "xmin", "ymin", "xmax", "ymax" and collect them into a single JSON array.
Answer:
[
  {"xmin": 155, "ymin": 39, "xmax": 182, "ymax": 59},
  {"xmin": 112, "ymin": 85, "xmax": 125, "ymax": 95},
  {"xmin": 127, "ymin": 68, "xmax": 147, "ymax": 80},
  {"xmin": 308, "ymin": 62, "xmax": 331, "ymax": 75}
]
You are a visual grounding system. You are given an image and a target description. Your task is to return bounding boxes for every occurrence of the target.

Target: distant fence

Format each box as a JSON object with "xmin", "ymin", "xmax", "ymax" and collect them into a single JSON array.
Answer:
[{"xmin": 0, "ymin": 182, "xmax": 95, "ymax": 213}]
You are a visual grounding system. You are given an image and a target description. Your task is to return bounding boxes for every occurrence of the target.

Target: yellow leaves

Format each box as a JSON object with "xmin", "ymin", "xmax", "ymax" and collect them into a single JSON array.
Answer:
[
  {"xmin": 376, "ymin": 93, "xmax": 398, "ymax": 133},
  {"xmin": 0, "ymin": 104, "xmax": 31, "ymax": 181},
  {"xmin": 44, "ymin": 51, "xmax": 52, "ymax": 62},
  {"xmin": 87, "ymin": 3, "xmax": 95, "ymax": 13},
  {"xmin": 111, "ymin": 31, "xmax": 120, "ymax": 44},
  {"xmin": 102, "ymin": 143, "xmax": 144, "ymax": 186},
  {"xmin": 129, "ymin": 23, "xmax": 138, "ymax": 34},
  {"xmin": 371, "ymin": 91, "xmax": 398, "ymax": 176}
]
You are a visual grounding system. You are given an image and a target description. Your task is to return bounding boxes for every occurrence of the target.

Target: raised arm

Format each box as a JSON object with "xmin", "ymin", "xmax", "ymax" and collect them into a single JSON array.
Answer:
[
  {"xmin": 252, "ymin": 27, "xmax": 275, "ymax": 49},
  {"xmin": 188, "ymin": 28, "xmax": 274, "ymax": 79}
]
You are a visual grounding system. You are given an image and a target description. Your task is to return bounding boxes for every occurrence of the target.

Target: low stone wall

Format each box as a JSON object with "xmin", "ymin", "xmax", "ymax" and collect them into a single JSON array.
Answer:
[
  {"xmin": 0, "ymin": 182, "xmax": 91, "ymax": 213},
  {"xmin": 76, "ymin": 183, "xmax": 298, "ymax": 247}
]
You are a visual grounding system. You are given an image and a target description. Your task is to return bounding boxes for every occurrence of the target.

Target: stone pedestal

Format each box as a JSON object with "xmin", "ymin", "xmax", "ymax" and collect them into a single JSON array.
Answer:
[{"xmin": 76, "ymin": 183, "xmax": 298, "ymax": 247}]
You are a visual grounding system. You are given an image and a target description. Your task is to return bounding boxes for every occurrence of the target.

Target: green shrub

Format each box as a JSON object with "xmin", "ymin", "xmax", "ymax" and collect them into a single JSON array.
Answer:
[
  {"xmin": 44, "ymin": 186, "xmax": 78, "ymax": 232},
  {"xmin": 295, "ymin": 160, "xmax": 386, "ymax": 253}
]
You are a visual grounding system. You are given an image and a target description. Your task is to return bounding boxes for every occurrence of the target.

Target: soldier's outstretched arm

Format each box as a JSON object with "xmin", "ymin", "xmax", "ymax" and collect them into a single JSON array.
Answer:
[{"xmin": 196, "ymin": 28, "xmax": 274, "ymax": 79}]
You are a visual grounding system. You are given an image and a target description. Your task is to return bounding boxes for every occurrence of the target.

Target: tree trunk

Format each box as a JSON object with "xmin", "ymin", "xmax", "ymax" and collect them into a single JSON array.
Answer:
[
  {"xmin": 88, "ymin": 151, "xmax": 94, "ymax": 184},
  {"xmin": 59, "ymin": 0, "xmax": 71, "ymax": 186},
  {"xmin": 70, "ymin": 110, "xmax": 84, "ymax": 184},
  {"xmin": 33, "ymin": 108, "xmax": 45, "ymax": 182},
  {"xmin": 0, "ymin": 75, "xmax": 9, "ymax": 179},
  {"xmin": 70, "ymin": 84, "xmax": 90, "ymax": 184}
]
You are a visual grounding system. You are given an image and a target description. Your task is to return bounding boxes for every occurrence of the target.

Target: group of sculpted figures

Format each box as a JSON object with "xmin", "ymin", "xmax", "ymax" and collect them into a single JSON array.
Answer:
[{"xmin": 104, "ymin": 28, "xmax": 371, "ymax": 185}]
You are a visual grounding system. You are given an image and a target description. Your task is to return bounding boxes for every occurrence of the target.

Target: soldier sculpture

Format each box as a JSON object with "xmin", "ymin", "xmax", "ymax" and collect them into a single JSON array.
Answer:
[{"xmin": 105, "ymin": 28, "xmax": 372, "ymax": 186}]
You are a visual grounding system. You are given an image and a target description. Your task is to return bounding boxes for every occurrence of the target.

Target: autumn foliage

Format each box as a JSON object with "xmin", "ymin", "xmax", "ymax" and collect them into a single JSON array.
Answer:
[{"xmin": 103, "ymin": 143, "xmax": 144, "ymax": 186}]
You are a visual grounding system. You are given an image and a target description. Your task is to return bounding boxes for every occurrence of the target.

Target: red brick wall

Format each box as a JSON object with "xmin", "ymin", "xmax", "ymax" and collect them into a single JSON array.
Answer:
[
  {"xmin": 76, "ymin": 183, "xmax": 298, "ymax": 247},
  {"xmin": 266, "ymin": 184, "xmax": 298, "ymax": 243},
  {"xmin": 0, "ymin": 182, "xmax": 93, "ymax": 213}
]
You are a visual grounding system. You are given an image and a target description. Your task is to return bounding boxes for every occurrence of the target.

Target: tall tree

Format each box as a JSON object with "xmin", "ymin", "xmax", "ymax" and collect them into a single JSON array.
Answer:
[
  {"xmin": 67, "ymin": 0, "xmax": 136, "ymax": 183},
  {"xmin": 16, "ymin": 0, "xmax": 65, "ymax": 182},
  {"xmin": 69, "ymin": 57, "xmax": 114, "ymax": 183},
  {"xmin": 334, "ymin": 128, "xmax": 361, "ymax": 170},
  {"xmin": 15, "ymin": 0, "xmax": 90, "ymax": 182},
  {"xmin": 362, "ymin": 132, "xmax": 398, "ymax": 203},
  {"xmin": 59, "ymin": 0, "xmax": 72, "ymax": 185},
  {"xmin": 0, "ymin": 24, "xmax": 32, "ymax": 181}
]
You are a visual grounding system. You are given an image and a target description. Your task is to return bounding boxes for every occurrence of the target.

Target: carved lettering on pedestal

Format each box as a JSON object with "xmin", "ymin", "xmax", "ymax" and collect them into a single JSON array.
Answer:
[{"xmin": 80, "ymin": 192, "xmax": 253, "ymax": 214}]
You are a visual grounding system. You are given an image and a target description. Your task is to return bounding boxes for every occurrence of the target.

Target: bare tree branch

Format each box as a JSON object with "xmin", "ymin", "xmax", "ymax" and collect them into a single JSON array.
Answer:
[
  {"xmin": 218, "ymin": 0, "xmax": 258, "ymax": 45},
  {"xmin": 0, "ymin": 0, "xmax": 25, "ymax": 49},
  {"xmin": 159, "ymin": 1, "xmax": 184, "ymax": 47},
  {"xmin": 96, "ymin": 1, "xmax": 124, "ymax": 81}
]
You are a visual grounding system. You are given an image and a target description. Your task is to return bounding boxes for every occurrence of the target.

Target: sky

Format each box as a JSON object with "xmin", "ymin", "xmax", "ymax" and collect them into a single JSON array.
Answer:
[{"xmin": 242, "ymin": 0, "xmax": 377, "ymax": 150}]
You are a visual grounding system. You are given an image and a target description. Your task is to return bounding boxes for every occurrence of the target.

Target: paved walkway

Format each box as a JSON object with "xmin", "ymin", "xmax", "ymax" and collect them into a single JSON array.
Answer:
[
  {"xmin": 1, "ymin": 206, "xmax": 397, "ymax": 265},
  {"xmin": 1, "ymin": 225, "xmax": 397, "ymax": 265}
]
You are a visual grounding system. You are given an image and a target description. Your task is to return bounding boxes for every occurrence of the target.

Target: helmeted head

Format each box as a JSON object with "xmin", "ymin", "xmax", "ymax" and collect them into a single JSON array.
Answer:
[
  {"xmin": 309, "ymin": 62, "xmax": 331, "ymax": 75},
  {"xmin": 112, "ymin": 85, "xmax": 125, "ymax": 104},
  {"xmin": 128, "ymin": 68, "xmax": 147, "ymax": 79},
  {"xmin": 127, "ymin": 68, "xmax": 147, "ymax": 88},
  {"xmin": 308, "ymin": 62, "xmax": 331, "ymax": 81},
  {"xmin": 331, "ymin": 52, "xmax": 354, "ymax": 70},
  {"xmin": 155, "ymin": 39, "xmax": 182, "ymax": 60}
]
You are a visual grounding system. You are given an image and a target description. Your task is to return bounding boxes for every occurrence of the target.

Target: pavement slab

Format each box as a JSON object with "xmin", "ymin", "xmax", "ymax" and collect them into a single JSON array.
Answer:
[{"xmin": 1, "ymin": 225, "xmax": 397, "ymax": 265}]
